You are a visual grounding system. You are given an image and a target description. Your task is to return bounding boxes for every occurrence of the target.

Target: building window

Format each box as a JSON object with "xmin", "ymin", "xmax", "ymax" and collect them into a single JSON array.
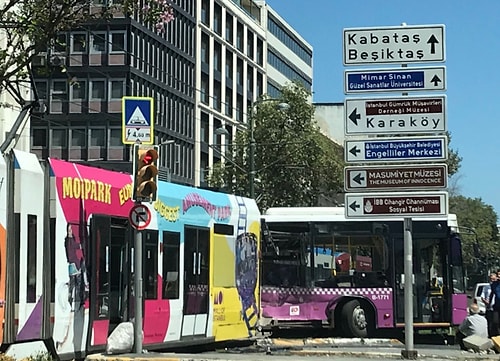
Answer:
[
  {"xmin": 71, "ymin": 129, "xmax": 86, "ymax": 147},
  {"xmin": 247, "ymin": 66, "xmax": 253, "ymax": 93},
  {"xmin": 200, "ymin": 111, "xmax": 209, "ymax": 143},
  {"xmin": 200, "ymin": 74, "xmax": 209, "ymax": 104},
  {"xmin": 52, "ymin": 80, "xmax": 67, "ymax": 100},
  {"xmin": 71, "ymin": 33, "xmax": 87, "ymax": 53},
  {"xmin": 214, "ymin": 42, "xmax": 221, "ymax": 73},
  {"xmin": 236, "ymin": 22, "xmax": 243, "ymax": 52},
  {"xmin": 201, "ymin": 33, "xmax": 209, "ymax": 64},
  {"xmin": 225, "ymin": 89, "xmax": 232, "ymax": 117},
  {"xmin": 213, "ymin": 3, "xmax": 222, "ymax": 35},
  {"xmin": 109, "ymin": 129, "xmax": 122, "ymax": 146},
  {"xmin": 32, "ymin": 128, "xmax": 47, "ymax": 147},
  {"xmin": 213, "ymin": 80, "xmax": 221, "ymax": 111},
  {"xmin": 91, "ymin": 33, "xmax": 106, "ymax": 53},
  {"xmin": 225, "ymin": 51, "xmax": 233, "ymax": 80},
  {"xmin": 257, "ymin": 38, "xmax": 263, "ymax": 66},
  {"xmin": 54, "ymin": 33, "xmax": 67, "ymax": 53},
  {"xmin": 90, "ymin": 80, "xmax": 105, "ymax": 99},
  {"xmin": 110, "ymin": 32, "xmax": 125, "ymax": 52},
  {"xmin": 90, "ymin": 128, "xmax": 105, "ymax": 146},
  {"xmin": 110, "ymin": 80, "xmax": 124, "ymax": 99},
  {"xmin": 70, "ymin": 80, "xmax": 87, "ymax": 100},
  {"xmin": 247, "ymin": 30, "xmax": 254, "ymax": 59},
  {"xmin": 34, "ymin": 81, "xmax": 47, "ymax": 100},
  {"xmin": 225, "ymin": 14, "xmax": 233, "ymax": 43},
  {"xmin": 52, "ymin": 129, "xmax": 67, "ymax": 147},
  {"xmin": 236, "ymin": 58, "xmax": 243, "ymax": 86},
  {"xmin": 201, "ymin": 0, "xmax": 209, "ymax": 26}
]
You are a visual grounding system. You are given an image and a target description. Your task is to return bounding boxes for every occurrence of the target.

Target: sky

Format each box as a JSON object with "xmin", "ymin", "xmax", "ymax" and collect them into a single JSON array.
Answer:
[{"xmin": 265, "ymin": 0, "xmax": 500, "ymax": 218}]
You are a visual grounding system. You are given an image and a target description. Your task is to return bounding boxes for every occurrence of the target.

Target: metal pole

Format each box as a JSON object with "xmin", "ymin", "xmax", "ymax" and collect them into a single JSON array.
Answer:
[
  {"xmin": 402, "ymin": 217, "xmax": 417, "ymax": 359},
  {"xmin": 134, "ymin": 227, "xmax": 143, "ymax": 353},
  {"xmin": 248, "ymin": 106, "xmax": 255, "ymax": 199}
]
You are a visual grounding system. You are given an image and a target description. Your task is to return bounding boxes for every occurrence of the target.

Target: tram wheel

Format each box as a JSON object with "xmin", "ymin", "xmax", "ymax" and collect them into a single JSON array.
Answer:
[{"xmin": 341, "ymin": 300, "xmax": 368, "ymax": 338}]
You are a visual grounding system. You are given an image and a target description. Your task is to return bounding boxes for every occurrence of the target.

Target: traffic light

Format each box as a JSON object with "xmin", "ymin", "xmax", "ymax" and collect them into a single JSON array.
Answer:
[{"xmin": 133, "ymin": 144, "xmax": 159, "ymax": 202}]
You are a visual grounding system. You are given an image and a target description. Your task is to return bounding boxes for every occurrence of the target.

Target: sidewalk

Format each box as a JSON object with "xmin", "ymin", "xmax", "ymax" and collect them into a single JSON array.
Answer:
[{"xmin": 85, "ymin": 337, "xmax": 500, "ymax": 361}]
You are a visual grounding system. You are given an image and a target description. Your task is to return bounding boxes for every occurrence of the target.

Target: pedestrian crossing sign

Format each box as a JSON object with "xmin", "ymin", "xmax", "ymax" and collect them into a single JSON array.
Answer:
[{"xmin": 122, "ymin": 96, "xmax": 154, "ymax": 145}]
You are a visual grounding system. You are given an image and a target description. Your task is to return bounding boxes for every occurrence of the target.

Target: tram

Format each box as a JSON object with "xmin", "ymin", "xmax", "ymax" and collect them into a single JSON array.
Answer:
[{"xmin": 0, "ymin": 150, "xmax": 260, "ymax": 360}]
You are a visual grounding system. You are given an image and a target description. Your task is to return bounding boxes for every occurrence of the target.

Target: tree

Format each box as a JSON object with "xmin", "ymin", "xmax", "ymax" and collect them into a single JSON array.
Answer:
[
  {"xmin": 449, "ymin": 195, "xmax": 499, "ymax": 274},
  {"xmin": 446, "ymin": 132, "xmax": 462, "ymax": 177},
  {"xmin": 0, "ymin": 0, "xmax": 173, "ymax": 103},
  {"xmin": 208, "ymin": 82, "xmax": 345, "ymax": 210}
]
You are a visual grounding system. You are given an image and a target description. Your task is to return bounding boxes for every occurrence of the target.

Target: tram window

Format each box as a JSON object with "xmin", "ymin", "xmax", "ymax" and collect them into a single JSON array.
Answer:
[
  {"xmin": 214, "ymin": 223, "xmax": 233, "ymax": 235},
  {"xmin": 50, "ymin": 218, "xmax": 56, "ymax": 303},
  {"xmin": 144, "ymin": 230, "xmax": 158, "ymax": 300},
  {"xmin": 26, "ymin": 215, "xmax": 37, "ymax": 302},
  {"xmin": 162, "ymin": 231, "xmax": 180, "ymax": 299},
  {"xmin": 14, "ymin": 213, "xmax": 20, "ymax": 303}
]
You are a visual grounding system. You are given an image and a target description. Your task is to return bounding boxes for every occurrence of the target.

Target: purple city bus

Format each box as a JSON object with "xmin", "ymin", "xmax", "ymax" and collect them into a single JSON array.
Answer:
[{"xmin": 259, "ymin": 207, "xmax": 468, "ymax": 338}]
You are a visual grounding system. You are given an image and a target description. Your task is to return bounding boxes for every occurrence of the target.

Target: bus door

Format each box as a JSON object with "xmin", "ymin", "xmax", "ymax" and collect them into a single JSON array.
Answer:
[
  {"xmin": 87, "ymin": 215, "xmax": 132, "ymax": 352},
  {"xmin": 182, "ymin": 226, "xmax": 210, "ymax": 337},
  {"xmin": 394, "ymin": 227, "xmax": 448, "ymax": 324}
]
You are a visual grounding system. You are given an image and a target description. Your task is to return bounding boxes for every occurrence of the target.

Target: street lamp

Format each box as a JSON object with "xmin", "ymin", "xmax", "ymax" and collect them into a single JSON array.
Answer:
[{"xmin": 248, "ymin": 99, "xmax": 290, "ymax": 199}]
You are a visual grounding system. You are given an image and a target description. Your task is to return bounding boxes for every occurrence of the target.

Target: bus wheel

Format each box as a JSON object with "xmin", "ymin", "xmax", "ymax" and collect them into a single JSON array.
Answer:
[{"xmin": 341, "ymin": 300, "xmax": 368, "ymax": 338}]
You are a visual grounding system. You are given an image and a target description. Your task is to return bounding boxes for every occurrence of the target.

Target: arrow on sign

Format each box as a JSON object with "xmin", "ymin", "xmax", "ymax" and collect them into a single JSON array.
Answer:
[
  {"xmin": 427, "ymin": 34, "xmax": 439, "ymax": 54},
  {"xmin": 349, "ymin": 201, "xmax": 360, "ymax": 212},
  {"xmin": 353, "ymin": 173, "xmax": 365, "ymax": 185},
  {"xmin": 349, "ymin": 146, "xmax": 361, "ymax": 157},
  {"xmin": 349, "ymin": 108, "xmax": 361, "ymax": 125},
  {"xmin": 431, "ymin": 75, "xmax": 441, "ymax": 86}
]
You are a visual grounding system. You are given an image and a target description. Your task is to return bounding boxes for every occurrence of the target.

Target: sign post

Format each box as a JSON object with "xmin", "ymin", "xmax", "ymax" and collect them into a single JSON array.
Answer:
[{"xmin": 343, "ymin": 23, "xmax": 447, "ymax": 359}]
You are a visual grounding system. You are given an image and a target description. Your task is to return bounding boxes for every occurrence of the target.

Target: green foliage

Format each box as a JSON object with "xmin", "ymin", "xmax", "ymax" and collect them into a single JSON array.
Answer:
[
  {"xmin": 446, "ymin": 132, "xmax": 462, "ymax": 176},
  {"xmin": 207, "ymin": 82, "xmax": 345, "ymax": 210},
  {"xmin": 25, "ymin": 351, "xmax": 55, "ymax": 361},
  {"xmin": 449, "ymin": 195, "xmax": 499, "ymax": 271},
  {"xmin": 0, "ymin": 353, "xmax": 15, "ymax": 361}
]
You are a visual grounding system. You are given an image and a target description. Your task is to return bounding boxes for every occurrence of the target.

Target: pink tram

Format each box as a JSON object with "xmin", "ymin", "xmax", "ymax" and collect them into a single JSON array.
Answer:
[
  {"xmin": 260, "ymin": 207, "xmax": 468, "ymax": 338},
  {"xmin": 0, "ymin": 151, "xmax": 260, "ymax": 360}
]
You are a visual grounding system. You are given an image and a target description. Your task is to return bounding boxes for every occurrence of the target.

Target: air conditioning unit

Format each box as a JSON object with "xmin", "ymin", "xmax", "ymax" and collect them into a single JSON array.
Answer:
[
  {"xmin": 49, "ymin": 55, "xmax": 66, "ymax": 67},
  {"xmin": 32, "ymin": 53, "xmax": 47, "ymax": 66}
]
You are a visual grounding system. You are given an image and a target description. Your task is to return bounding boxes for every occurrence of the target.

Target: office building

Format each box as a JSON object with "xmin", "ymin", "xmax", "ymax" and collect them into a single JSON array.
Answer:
[{"xmin": 29, "ymin": 0, "xmax": 313, "ymax": 188}]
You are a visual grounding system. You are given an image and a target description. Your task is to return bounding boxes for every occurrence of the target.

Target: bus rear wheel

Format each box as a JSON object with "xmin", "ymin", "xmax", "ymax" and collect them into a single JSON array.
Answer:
[{"xmin": 341, "ymin": 300, "xmax": 368, "ymax": 338}]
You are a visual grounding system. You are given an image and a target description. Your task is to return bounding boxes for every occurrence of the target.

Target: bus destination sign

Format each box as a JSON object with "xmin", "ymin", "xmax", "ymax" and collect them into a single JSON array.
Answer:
[
  {"xmin": 344, "ymin": 164, "xmax": 448, "ymax": 192},
  {"xmin": 345, "ymin": 192, "xmax": 448, "ymax": 218}
]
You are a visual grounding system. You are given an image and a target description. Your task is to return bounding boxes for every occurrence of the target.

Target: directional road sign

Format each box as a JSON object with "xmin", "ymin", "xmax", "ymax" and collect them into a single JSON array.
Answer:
[
  {"xmin": 344, "ymin": 67, "xmax": 446, "ymax": 94},
  {"xmin": 345, "ymin": 95, "xmax": 446, "ymax": 135},
  {"xmin": 343, "ymin": 24, "xmax": 445, "ymax": 66},
  {"xmin": 345, "ymin": 191, "xmax": 448, "ymax": 218},
  {"xmin": 344, "ymin": 164, "xmax": 448, "ymax": 192},
  {"xmin": 129, "ymin": 204, "xmax": 152, "ymax": 230},
  {"xmin": 122, "ymin": 96, "xmax": 154, "ymax": 145},
  {"xmin": 345, "ymin": 136, "xmax": 447, "ymax": 163}
]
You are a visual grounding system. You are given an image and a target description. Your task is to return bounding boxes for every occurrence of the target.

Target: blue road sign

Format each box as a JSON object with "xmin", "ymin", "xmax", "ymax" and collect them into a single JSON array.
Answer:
[
  {"xmin": 122, "ymin": 96, "xmax": 154, "ymax": 145},
  {"xmin": 345, "ymin": 136, "xmax": 447, "ymax": 163},
  {"xmin": 345, "ymin": 67, "xmax": 446, "ymax": 94}
]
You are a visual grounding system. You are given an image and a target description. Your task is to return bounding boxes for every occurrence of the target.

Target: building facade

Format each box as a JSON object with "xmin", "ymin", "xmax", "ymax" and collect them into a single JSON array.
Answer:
[{"xmin": 29, "ymin": 0, "xmax": 313, "ymax": 188}]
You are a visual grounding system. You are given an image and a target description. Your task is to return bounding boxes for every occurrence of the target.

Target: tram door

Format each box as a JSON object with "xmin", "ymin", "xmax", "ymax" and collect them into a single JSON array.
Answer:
[
  {"xmin": 182, "ymin": 226, "xmax": 210, "ymax": 337},
  {"xmin": 87, "ymin": 215, "xmax": 132, "ymax": 351}
]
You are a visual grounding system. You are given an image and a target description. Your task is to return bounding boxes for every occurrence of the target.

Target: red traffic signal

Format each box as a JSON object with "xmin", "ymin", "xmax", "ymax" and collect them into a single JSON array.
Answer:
[{"xmin": 133, "ymin": 145, "xmax": 159, "ymax": 202}]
